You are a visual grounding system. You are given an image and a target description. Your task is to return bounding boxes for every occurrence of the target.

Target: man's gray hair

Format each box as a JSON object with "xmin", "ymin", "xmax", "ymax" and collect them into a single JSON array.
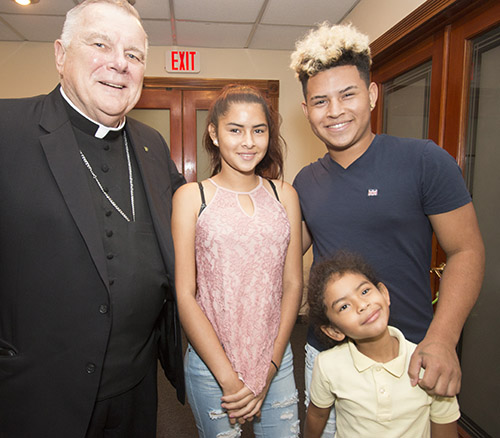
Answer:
[{"xmin": 59, "ymin": 0, "xmax": 148, "ymax": 52}]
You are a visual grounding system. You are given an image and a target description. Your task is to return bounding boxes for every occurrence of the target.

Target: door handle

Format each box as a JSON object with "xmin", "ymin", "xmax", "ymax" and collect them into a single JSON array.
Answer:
[
  {"xmin": 430, "ymin": 262, "xmax": 446, "ymax": 304},
  {"xmin": 430, "ymin": 262, "xmax": 446, "ymax": 279}
]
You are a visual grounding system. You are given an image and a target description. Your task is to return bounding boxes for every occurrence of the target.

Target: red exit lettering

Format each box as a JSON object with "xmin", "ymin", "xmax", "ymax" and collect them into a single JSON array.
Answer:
[{"xmin": 170, "ymin": 51, "xmax": 197, "ymax": 71}]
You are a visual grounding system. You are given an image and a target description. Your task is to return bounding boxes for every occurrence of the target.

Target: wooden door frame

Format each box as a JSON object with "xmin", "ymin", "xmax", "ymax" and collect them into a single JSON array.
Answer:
[
  {"xmin": 141, "ymin": 77, "xmax": 279, "ymax": 109},
  {"xmin": 370, "ymin": 0, "xmax": 493, "ymax": 63},
  {"xmin": 370, "ymin": 0, "xmax": 499, "ymax": 160}
]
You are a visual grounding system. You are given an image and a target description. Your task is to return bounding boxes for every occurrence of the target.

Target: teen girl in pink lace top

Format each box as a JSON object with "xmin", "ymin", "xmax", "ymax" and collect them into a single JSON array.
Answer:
[{"xmin": 172, "ymin": 85, "xmax": 303, "ymax": 437}]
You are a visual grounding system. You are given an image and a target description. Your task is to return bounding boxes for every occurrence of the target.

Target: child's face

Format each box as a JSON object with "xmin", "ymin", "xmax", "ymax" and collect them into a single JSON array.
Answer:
[{"xmin": 321, "ymin": 272, "xmax": 391, "ymax": 343}]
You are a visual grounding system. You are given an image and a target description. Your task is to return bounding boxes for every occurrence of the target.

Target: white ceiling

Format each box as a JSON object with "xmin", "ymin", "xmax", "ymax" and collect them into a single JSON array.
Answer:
[{"xmin": 0, "ymin": 0, "xmax": 360, "ymax": 50}]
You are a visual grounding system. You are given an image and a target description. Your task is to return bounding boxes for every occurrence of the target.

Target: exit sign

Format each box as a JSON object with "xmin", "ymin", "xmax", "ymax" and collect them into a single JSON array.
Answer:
[{"xmin": 166, "ymin": 49, "xmax": 200, "ymax": 73}]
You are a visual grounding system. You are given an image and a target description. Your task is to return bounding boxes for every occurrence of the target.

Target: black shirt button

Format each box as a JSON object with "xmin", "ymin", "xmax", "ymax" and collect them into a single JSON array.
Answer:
[
  {"xmin": 106, "ymin": 230, "xmax": 113, "ymax": 238},
  {"xmin": 103, "ymin": 144, "xmax": 110, "ymax": 151},
  {"xmin": 99, "ymin": 304, "xmax": 109, "ymax": 314},
  {"xmin": 101, "ymin": 164, "xmax": 109, "ymax": 172},
  {"xmin": 106, "ymin": 253, "xmax": 114, "ymax": 260},
  {"xmin": 105, "ymin": 210, "xmax": 112, "ymax": 217},
  {"xmin": 109, "ymin": 279, "xmax": 115, "ymax": 286},
  {"xmin": 86, "ymin": 363, "xmax": 96, "ymax": 374}
]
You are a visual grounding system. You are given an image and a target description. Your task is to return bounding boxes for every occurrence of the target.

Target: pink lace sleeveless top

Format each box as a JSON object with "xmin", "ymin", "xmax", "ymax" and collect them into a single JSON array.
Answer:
[{"xmin": 195, "ymin": 177, "xmax": 291, "ymax": 394}]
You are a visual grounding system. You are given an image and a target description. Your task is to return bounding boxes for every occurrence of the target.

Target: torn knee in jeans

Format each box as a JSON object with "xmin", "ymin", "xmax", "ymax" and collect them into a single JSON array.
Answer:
[
  {"xmin": 215, "ymin": 424, "xmax": 242, "ymax": 438},
  {"xmin": 271, "ymin": 389, "xmax": 299, "ymax": 410},
  {"xmin": 270, "ymin": 390, "xmax": 300, "ymax": 436},
  {"xmin": 280, "ymin": 410, "xmax": 294, "ymax": 420},
  {"xmin": 207, "ymin": 410, "xmax": 241, "ymax": 438},
  {"xmin": 279, "ymin": 415, "xmax": 300, "ymax": 437},
  {"xmin": 289, "ymin": 419, "xmax": 300, "ymax": 437},
  {"xmin": 208, "ymin": 409, "xmax": 228, "ymax": 420}
]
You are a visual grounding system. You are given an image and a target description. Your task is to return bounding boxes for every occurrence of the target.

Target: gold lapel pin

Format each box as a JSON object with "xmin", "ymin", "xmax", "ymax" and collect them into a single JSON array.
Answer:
[{"xmin": 144, "ymin": 146, "xmax": 149, "ymax": 152}]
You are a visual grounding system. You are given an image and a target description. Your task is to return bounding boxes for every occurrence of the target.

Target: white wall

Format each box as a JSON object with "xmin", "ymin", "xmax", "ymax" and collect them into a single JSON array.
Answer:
[
  {"xmin": 1, "ymin": 41, "xmax": 59, "ymax": 97},
  {"xmin": 343, "ymin": 0, "xmax": 426, "ymax": 41}
]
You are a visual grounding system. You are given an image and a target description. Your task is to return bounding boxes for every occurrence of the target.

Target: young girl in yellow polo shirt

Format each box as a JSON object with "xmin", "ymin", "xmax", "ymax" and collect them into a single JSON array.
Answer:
[{"xmin": 305, "ymin": 251, "xmax": 459, "ymax": 438}]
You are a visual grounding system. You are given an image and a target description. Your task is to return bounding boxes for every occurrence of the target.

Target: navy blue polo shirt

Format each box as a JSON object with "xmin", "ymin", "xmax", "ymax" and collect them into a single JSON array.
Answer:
[{"xmin": 294, "ymin": 134, "xmax": 471, "ymax": 349}]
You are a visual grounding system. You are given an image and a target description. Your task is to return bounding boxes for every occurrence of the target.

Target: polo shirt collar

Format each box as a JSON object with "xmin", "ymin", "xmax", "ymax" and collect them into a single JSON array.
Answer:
[{"xmin": 349, "ymin": 326, "xmax": 407, "ymax": 378}]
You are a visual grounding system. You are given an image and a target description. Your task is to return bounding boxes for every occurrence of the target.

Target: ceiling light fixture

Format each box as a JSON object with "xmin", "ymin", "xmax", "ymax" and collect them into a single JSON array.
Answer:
[{"xmin": 13, "ymin": 0, "xmax": 40, "ymax": 5}]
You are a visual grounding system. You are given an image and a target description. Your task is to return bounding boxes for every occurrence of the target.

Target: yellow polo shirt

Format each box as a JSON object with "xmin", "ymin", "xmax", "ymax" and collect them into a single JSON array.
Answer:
[{"xmin": 310, "ymin": 326, "xmax": 460, "ymax": 438}]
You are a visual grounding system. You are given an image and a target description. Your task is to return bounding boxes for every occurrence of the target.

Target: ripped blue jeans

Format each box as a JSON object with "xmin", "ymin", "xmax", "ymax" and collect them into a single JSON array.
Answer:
[
  {"xmin": 185, "ymin": 343, "xmax": 299, "ymax": 437},
  {"xmin": 304, "ymin": 343, "xmax": 336, "ymax": 438}
]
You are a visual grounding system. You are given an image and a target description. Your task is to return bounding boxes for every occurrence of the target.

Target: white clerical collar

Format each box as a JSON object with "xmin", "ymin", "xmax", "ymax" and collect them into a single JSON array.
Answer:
[{"xmin": 60, "ymin": 87, "xmax": 126, "ymax": 139}]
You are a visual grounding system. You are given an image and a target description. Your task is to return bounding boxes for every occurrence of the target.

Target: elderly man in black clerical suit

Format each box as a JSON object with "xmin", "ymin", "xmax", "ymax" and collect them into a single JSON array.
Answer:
[{"xmin": 0, "ymin": 1, "xmax": 185, "ymax": 436}]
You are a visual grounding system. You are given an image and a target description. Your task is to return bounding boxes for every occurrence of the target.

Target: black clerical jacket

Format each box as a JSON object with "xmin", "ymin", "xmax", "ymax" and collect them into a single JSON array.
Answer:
[{"xmin": 0, "ymin": 86, "xmax": 185, "ymax": 438}]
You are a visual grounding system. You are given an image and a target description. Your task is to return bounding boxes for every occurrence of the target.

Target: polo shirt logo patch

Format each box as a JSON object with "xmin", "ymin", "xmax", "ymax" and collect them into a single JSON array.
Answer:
[{"xmin": 367, "ymin": 189, "xmax": 378, "ymax": 197}]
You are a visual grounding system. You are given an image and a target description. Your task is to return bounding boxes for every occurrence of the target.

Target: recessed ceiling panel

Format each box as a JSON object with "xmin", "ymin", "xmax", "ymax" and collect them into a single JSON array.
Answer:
[
  {"xmin": 261, "ymin": 0, "xmax": 359, "ymax": 26},
  {"xmin": 176, "ymin": 21, "xmax": 252, "ymax": 48},
  {"xmin": 2, "ymin": 14, "xmax": 65, "ymax": 42},
  {"xmin": 142, "ymin": 19, "xmax": 173, "ymax": 47},
  {"xmin": 134, "ymin": 2, "xmax": 170, "ymax": 20},
  {"xmin": 249, "ymin": 24, "xmax": 311, "ymax": 51},
  {"xmin": 0, "ymin": 18, "xmax": 24, "ymax": 41},
  {"xmin": 174, "ymin": 0, "xmax": 264, "ymax": 23}
]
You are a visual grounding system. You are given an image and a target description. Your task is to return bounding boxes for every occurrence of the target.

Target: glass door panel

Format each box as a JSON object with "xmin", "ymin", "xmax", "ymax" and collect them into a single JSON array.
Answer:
[
  {"xmin": 133, "ymin": 88, "xmax": 182, "ymax": 173},
  {"xmin": 382, "ymin": 61, "xmax": 432, "ymax": 139},
  {"xmin": 128, "ymin": 109, "xmax": 170, "ymax": 144}
]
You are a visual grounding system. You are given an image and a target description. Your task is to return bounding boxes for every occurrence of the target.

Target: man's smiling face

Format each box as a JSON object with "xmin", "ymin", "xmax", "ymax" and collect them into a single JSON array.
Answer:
[
  {"xmin": 302, "ymin": 65, "xmax": 377, "ymax": 158},
  {"xmin": 54, "ymin": 2, "xmax": 147, "ymax": 127}
]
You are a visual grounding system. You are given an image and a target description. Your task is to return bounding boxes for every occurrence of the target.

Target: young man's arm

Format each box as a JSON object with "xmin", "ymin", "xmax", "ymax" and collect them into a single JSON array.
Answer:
[
  {"xmin": 408, "ymin": 202, "xmax": 485, "ymax": 396},
  {"xmin": 304, "ymin": 403, "xmax": 331, "ymax": 438},
  {"xmin": 431, "ymin": 421, "xmax": 458, "ymax": 438}
]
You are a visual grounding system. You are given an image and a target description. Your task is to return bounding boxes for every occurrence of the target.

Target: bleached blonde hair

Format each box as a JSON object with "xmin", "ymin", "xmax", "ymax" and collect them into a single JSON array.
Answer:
[{"xmin": 290, "ymin": 23, "xmax": 371, "ymax": 98}]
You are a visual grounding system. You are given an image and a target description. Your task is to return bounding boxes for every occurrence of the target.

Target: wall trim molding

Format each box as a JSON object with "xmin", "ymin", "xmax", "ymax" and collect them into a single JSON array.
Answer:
[{"xmin": 370, "ymin": 0, "xmax": 487, "ymax": 62}]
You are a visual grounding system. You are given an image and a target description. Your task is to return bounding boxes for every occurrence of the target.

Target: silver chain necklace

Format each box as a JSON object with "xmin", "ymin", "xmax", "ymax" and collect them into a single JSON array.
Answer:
[{"xmin": 79, "ymin": 131, "xmax": 135, "ymax": 222}]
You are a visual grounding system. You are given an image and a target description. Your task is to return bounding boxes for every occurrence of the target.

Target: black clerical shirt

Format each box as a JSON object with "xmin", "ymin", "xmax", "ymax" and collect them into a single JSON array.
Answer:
[{"xmin": 66, "ymin": 103, "xmax": 168, "ymax": 400}]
